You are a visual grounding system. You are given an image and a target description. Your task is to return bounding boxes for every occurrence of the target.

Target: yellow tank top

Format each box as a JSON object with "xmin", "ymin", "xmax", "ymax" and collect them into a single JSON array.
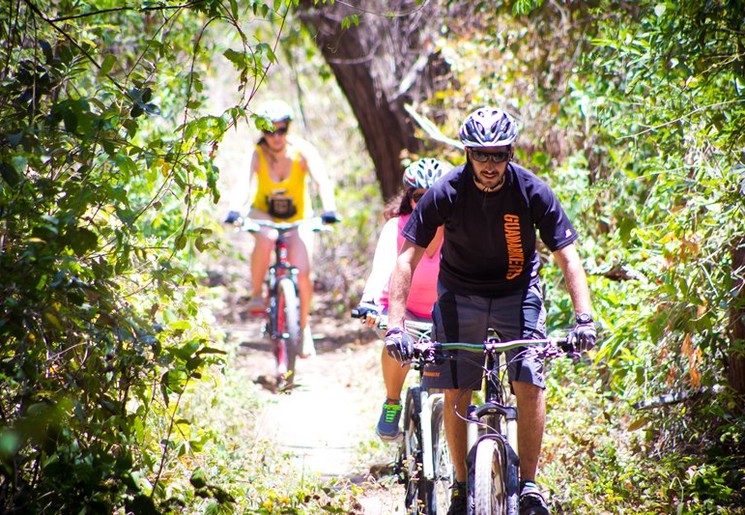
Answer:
[{"xmin": 251, "ymin": 144, "xmax": 311, "ymax": 222}]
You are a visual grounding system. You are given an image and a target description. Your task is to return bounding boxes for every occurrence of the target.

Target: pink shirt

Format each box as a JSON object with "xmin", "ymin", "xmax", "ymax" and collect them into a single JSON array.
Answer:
[{"xmin": 379, "ymin": 215, "xmax": 441, "ymax": 318}]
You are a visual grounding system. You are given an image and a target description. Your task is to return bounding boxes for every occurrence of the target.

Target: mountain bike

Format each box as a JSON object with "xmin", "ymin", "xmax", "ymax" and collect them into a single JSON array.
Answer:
[
  {"xmin": 230, "ymin": 215, "xmax": 335, "ymax": 391},
  {"xmin": 410, "ymin": 332, "xmax": 574, "ymax": 515},
  {"xmin": 351, "ymin": 308, "xmax": 453, "ymax": 514}
]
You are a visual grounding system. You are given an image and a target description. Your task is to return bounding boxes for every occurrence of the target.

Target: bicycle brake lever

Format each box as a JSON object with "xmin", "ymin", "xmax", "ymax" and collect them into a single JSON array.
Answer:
[{"xmin": 565, "ymin": 351, "xmax": 581, "ymax": 364}]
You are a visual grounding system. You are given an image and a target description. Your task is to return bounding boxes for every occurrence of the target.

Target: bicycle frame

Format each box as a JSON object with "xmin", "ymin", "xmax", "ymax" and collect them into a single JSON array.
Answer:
[
  {"xmin": 265, "ymin": 230, "xmax": 298, "ymax": 342},
  {"xmin": 401, "ymin": 320, "xmax": 442, "ymax": 483},
  {"xmin": 397, "ymin": 320, "xmax": 452, "ymax": 514},
  {"xmin": 467, "ymin": 341, "xmax": 519, "ymax": 453},
  {"xmin": 236, "ymin": 216, "xmax": 330, "ymax": 389}
]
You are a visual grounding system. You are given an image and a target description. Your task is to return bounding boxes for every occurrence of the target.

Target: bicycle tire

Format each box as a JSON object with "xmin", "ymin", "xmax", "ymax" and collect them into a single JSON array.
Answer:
[
  {"xmin": 401, "ymin": 386, "xmax": 429, "ymax": 513},
  {"xmin": 275, "ymin": 277, "xmax": 301, "ymax": 389},
  {"xmin": 428, "ymin": 394, "xmax": 452, "ymax": 514},
  {"xmin": 468, "ymin": 437, "xmax": 509, "ymax": 515}
]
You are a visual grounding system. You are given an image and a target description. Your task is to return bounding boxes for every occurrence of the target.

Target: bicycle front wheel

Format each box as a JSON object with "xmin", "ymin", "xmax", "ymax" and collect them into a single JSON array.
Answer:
[
  {"xmin": 469, "ymin": 437, "xmax": 511, "ymax": 515},
  {"xmin": 275, "ymin": 277, "xmax": 301, "ymax": 389},
  {"xmin": 401, "ymin": 386, "xmax": 429, "ymax": 513},
  {"xmin": 429, "ymin": 394, "xmax": 453, "ymax": 514}
]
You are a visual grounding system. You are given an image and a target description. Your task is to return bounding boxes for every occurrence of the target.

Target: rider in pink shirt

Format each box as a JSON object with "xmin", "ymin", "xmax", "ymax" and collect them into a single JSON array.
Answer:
[
  {"xmin": 364, "ymin": 215, "xmax": 441, "ymax": 319},
  {"xmin": 357, "ymin": 158, "xmax": 449, "ymax": 441}
]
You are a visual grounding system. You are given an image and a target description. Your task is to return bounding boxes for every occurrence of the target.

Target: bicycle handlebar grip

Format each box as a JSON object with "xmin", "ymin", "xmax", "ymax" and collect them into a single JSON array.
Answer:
[
  {"xmin": 352, "ymin": 303, "xmax": 379, "ymax": 320},
  {"xmin": 224, "ymin": 210, "xmax": 241, "ymax": 224},
  {"xmin": 555, "ymin": 336, "xmax": 576, "ymax": 354},
  {"xmin": 320, "ymin": 211, "xmax": 341, "ymax": 224}
]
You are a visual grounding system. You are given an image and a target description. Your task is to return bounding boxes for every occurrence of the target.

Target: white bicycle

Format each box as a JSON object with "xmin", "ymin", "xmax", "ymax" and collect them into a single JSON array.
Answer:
[{"xmin": 352, "ymin": 309, "xmax": 453, "ymax": 514}]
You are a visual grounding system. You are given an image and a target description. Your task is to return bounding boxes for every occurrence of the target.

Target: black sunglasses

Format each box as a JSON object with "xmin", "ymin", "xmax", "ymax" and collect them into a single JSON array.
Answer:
[
  {"xmin": 470, "ymin": 149, "xmax": 511, "ymax": 163},
  {"xmin": 263, "ymin": 127, "xmax": 288, "ymax": 136}
]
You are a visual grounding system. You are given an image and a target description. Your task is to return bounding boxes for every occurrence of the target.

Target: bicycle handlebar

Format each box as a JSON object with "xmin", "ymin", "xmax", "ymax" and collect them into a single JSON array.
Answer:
[
  {"xmin": 410, "ymin": 336, "xmax": 574, "ymax": 365},
  {"xmin": 227, "ymin": 215, "xmax": 336, "ymax": 234},
  {"xmin": 351, "ymin": 308, "xmax": 432, "ymax": 338}
]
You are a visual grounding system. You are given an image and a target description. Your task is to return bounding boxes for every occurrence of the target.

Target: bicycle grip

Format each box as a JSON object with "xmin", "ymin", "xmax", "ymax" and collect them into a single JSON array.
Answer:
[
  {"xmin": 352, "ymin": 303, "xmax": 378, "ymax": 320},
  {"xmin": 556, "ymin": 336, "xmax": 575, "ymax": 354},
  {"xmin": 320, "ymin": 211, "xmax": 341, "ymax": 224},
  {"xmin": 224, "ymin": 210, "xmax": 241, "ymax": 224}
]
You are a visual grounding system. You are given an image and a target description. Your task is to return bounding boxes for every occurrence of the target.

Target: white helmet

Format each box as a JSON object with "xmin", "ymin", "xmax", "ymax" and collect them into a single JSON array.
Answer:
[
  {"xmin": 257, "ymin": 100, "xmax": 294, "ymax": 123},
  {"xmin": 459, "ymin": 107, "xmax": 518, "ymax": 148},
  {"xmin": 403, "ymin": 158, "xmax": 448, "ymax": 189}
]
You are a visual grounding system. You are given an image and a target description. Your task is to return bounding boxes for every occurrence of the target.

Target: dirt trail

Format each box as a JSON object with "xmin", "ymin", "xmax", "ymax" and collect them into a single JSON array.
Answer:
[
  {"xmin": 220, "ymin": 304, "xmax": 407, "ymax": 513},
  {"xmin": 211, "ymin": 187, "xmax": 406, "ymax": 511}
]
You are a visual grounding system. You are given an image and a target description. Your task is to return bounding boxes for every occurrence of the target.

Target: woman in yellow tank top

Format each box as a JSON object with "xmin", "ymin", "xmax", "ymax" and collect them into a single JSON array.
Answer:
[{"xmin": 243, "ymin": 100, "xmax": 338, "ymax": 356}]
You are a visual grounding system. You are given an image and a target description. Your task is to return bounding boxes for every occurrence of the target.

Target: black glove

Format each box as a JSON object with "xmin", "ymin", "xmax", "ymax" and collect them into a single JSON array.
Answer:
[
  {"xmin": 355, "ymin": 301, "xmax": 379, "ymax": 321},
  {"xmin": 224, "ymin": 210, "xmax": 241, "ymax": 224},
  {"xmin": 568, "ymin": 315, "xmax": 597, "ymax": 352},
  {"xmin": 320, "ymin": 211, "xmax": 341, "ymax": 224},
  {"xmin": 384, "ymin": 327, "xmax": 415, "ymax": 362}
]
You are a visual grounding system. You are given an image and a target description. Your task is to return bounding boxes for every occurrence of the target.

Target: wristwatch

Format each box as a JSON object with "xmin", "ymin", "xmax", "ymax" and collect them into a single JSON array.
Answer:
[{"xmin": 575, "ymin": 312, "xmax": 594, "ymax": 325}]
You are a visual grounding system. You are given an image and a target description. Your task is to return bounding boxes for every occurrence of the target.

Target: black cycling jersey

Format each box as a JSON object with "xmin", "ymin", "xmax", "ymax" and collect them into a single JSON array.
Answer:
[{"xmin": 402, "ymin": 162, "xmax": 578, "ymax": 296}]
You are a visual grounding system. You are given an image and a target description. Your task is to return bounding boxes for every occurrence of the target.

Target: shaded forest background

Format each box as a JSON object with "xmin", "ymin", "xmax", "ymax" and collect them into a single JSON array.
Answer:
[{"xmin": 1, "ymin": 0, "xmax": 744, "ymax": 513}]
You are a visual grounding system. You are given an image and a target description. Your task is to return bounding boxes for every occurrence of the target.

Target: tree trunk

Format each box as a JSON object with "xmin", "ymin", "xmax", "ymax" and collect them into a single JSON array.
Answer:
[
  {"xmin": 297, "ymin": 0, "xmax": 450, "ymax": 200},
  {"xmin": 729, "ymin": 240, "xmax": 745, "ymax": 397}
]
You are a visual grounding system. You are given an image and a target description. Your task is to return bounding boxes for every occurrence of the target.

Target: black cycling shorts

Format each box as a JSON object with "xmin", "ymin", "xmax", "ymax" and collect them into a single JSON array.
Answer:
[{"xmin": 422, "ymin": 283, "xmax": 547, "ymax": 391}]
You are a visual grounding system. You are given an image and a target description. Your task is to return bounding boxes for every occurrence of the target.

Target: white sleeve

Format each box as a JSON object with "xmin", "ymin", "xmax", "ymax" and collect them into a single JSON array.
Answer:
[{"xmin": 360, "ymin": 218, "xmax": 400, "ymax": 306}]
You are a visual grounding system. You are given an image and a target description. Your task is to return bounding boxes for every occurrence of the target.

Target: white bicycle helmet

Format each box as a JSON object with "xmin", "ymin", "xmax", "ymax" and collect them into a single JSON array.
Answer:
[
  {"xmin": 459, "ymin": 107, "xmax": 519, "ymax": 148},
  {"xmin": 257, "ymin": 99, "xmax": 294, "ymax": 123},
  {"xmin": 403, "ymin": 158, "xmax": 448, "ymax": 189}
]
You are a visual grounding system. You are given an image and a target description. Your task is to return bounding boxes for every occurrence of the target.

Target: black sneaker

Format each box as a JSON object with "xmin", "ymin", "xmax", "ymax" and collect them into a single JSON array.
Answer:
[
  {"xmin": 447, "ymin": 481, "xmax": 468, "ymax": 515},
  {"xmin": 519, "ymin": 481, "xmax": 549, "ymax": 515}
]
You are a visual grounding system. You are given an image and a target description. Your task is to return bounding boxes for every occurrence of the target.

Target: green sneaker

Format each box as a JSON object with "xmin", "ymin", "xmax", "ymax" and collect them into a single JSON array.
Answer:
[{"xmin": 375, "ymin": 400, "xmax": 402, "ymax": 441}]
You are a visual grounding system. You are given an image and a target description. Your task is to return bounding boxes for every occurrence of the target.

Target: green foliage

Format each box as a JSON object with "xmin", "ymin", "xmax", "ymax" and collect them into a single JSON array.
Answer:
[
  {"xmin": 551, "ymin": 1, "xmax": 745, "ymax": 511},
  {"xmin": 545, "ymin": 360, "xmax": 745, "ymax": 513},
  {"xmin": 0, "ymin": 0, "xmax": 293, "ymax": 511},
  {"xmin": 432, "ymin": 0, "xmax": 745, "ymax": 511},
  {"xmin": 581, "ymin": 0, "xmax": 745, "ymax": 393}
]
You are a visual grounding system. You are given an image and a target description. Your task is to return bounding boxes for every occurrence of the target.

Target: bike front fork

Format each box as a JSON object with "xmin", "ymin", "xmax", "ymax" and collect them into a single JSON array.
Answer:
[{"xmin": 466, "ymin": 404, "xmax": 519, "ymax": 456}]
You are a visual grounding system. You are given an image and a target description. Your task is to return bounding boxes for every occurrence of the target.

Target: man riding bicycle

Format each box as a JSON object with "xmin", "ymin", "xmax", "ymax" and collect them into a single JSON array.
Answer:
[{"xmin": 384, "ymin": 106, "xmax": 596, "ymax": 515}]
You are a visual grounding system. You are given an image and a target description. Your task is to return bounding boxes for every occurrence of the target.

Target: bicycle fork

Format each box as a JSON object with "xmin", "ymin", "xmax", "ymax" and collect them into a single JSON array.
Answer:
[
  {"xmin": 467, "ymin": 403, "xmax": 521, "ymax": 515},
  {"xmin": 467, "ymin": 402, "xmax": 519, "ymax": 455},
  {"xmin": 419, "ymin": 390, "xmax": 444, "ymax": 480}
]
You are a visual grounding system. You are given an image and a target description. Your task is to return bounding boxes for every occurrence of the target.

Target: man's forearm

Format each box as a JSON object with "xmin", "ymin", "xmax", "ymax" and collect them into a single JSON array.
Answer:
[
  {"xmin": 554, "ymin": 244, "xmax": 593, "ymax": 315},
  {"xmin": 387, "ymin": 260, "xmax": 413, "ymax": 328},
  {"xmin": 566, "ymin": 264, "xmax": 592, "ymax": 315}
]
